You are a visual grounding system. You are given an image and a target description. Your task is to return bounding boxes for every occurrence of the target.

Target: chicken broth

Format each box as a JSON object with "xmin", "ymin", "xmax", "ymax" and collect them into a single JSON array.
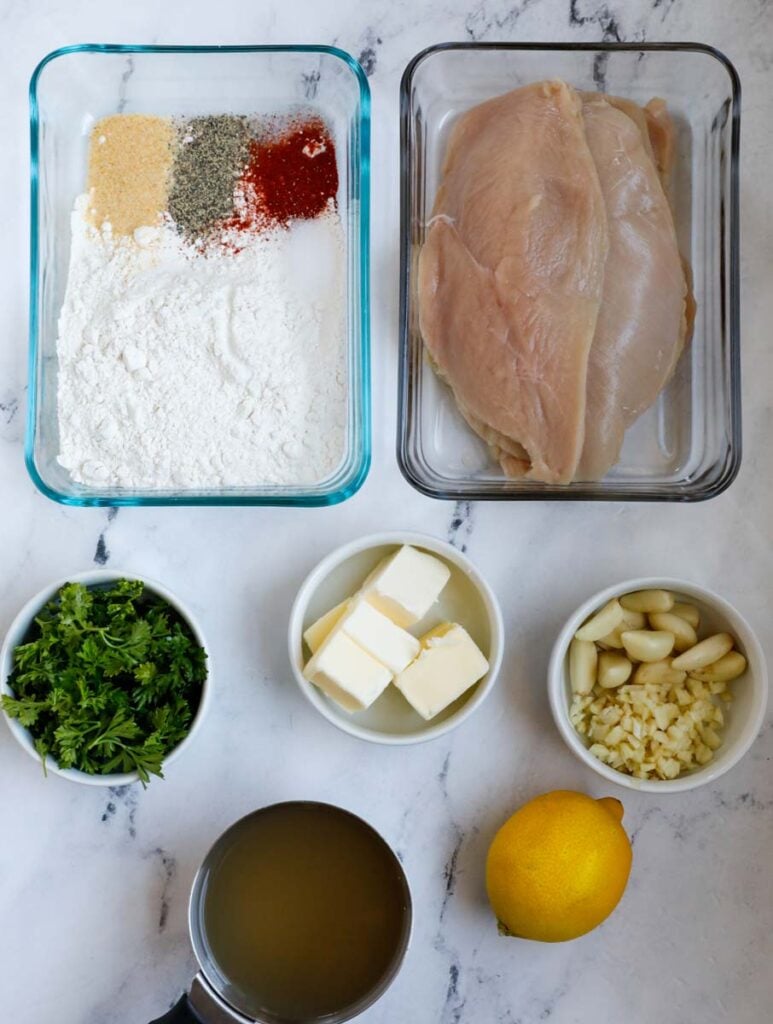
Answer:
[{"xmin": 199, "ymin": 803, "xmax": 410, "ymax": 1022}]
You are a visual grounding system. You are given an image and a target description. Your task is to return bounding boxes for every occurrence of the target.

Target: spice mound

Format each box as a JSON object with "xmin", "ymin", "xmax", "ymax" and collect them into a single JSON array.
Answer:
[
  {"xmin": 57, "ymin": 111, "xmax": 347, "ymax": 490},
  {"xmin": 227, "ymin": 118, "xmax": 340, "ymax": 234}
]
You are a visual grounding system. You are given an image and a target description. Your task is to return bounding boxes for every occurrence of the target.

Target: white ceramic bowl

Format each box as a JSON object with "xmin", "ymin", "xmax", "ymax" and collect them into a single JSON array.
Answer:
[
  {"xmin": 0, "ymin": 570, "xmax": 211, "ymax": 786},
  {"xmin": 288, "ymin": 532, "xmax": 504, "ymax": 744},
  {"xmin": 548, "ymin": 577, "xmax": 768, "ymax": 793}
]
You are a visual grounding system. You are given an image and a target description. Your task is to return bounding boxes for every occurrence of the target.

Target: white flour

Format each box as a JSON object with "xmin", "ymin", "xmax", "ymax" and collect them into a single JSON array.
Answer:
[{"xmin": 56, "ymin": 195, "xmax": 347, "ymax": 488}]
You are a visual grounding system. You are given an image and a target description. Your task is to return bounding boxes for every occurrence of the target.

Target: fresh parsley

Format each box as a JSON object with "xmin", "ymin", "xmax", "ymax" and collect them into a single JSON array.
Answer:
[{"xmin": 1, "ymin": 579, "xmax": 207, "ymax": 784}]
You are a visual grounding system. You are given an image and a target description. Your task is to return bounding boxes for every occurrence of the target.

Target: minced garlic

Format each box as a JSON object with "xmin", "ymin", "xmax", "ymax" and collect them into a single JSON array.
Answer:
[{"xmin": 570, "ymin": 676, "xmax": 733, "ymax": 781}]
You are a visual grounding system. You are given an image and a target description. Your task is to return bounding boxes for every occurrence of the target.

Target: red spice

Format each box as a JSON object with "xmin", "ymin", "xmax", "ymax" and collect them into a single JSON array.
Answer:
[{"xmin": 226, "ymin": 117, "xmax": 338, "ymax": 234}]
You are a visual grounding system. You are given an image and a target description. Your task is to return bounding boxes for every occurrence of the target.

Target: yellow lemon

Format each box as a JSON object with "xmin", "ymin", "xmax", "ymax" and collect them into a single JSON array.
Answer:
[{"xmin": 486, "ymin": 790, "xmax": 632, "ymax": 942}]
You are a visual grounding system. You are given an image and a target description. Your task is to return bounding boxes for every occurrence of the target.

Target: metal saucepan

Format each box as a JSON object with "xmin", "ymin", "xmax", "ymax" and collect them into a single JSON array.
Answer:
[{"xmin": 148, "ymin": 801, "xmax": 412, "ymax": 1024}]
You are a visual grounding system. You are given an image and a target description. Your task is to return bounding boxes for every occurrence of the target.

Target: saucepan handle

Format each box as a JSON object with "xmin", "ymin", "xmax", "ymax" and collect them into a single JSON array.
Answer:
[{"xmin": 148, "ymin": 993, "xmax": 205, "ymax": 1023}]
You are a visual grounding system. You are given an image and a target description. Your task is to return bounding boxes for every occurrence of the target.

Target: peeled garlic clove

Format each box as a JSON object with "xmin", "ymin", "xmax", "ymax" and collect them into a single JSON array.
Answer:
[
  {"xmin": 620, "ymin": 589, "xmax": 675, "ymax": 614},
  {"xmin": 621, "ymin": 629, "xmax": 675, "ymax": 663},
  {"xmin": 569, "ymin": 637, "xmax": 598, "ymax": 695},
  {"xmin": 689, "ymin": 650, "xmax": 747, "ymax": 683},
  {"xmin": 575, "ymin": 599, "xmax": 625, "ymax": 643},
  {"xmin": 597, "ymin": 652, "xmax": 633, "ymax": 689},
  {"xmin": 649, "ymin": 612, "xmax": 698, "ymax": 653},
  {"xmin": 597, "ymin": 627, "xmax": 625, "ymax": 650},
  {"xmin": 633, "ymin": 659, "xmax": 687, "ymax": 686},
  {"xmin": 621, "ymin": 608, "xmax": 646, "ymax": 630},
  {"xmin": 671, "ymin": 633, "xmax": 734, "ymax": 672},
  {"xmin": 671, "ymin": 602, "xmax": 701, "ymax": 630}
]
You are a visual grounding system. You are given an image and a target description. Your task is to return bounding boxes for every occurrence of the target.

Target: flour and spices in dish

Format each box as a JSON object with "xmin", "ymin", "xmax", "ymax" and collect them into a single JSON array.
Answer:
[
  {"xmin": 418, "ymin": 80, "xmax": 695, "ymax": 485},
  {"xmin": 56, "ymin": 111, "xmax": 347, "ymax": 490}
]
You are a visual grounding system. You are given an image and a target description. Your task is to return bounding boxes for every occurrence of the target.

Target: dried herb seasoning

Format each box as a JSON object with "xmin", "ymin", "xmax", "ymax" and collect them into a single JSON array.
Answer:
[{"xmin": 168, "ymin": 114, "xmax": 250, "ymax": 239}]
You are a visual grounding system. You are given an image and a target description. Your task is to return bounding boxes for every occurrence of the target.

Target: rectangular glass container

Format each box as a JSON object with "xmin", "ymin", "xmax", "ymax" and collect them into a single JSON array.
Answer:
[
  {"xmin": 28, "ymin": 44, "xmax": 370, "ymax": 506},
  {"xmin": 398, "ymin": 43, "xmax": 740, "ymax": 501}
]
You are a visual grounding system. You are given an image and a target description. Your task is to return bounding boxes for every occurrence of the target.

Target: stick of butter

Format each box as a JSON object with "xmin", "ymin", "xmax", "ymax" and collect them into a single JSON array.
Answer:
[
  {"xmin": 304, "ymin": 599, "xmax": 351, "ymax": 654},
  {"xmin": 361, "ymin": 545, "xmax": 451, "ymax": 628},
  {"xmin": 302, "ymin": 557, "xmax": 399, "ymax": 655},
  {"xmin": 394, "ymin": 623, "xmax": 489, "ymax": 721},
  {"xmin": 302, "ymin": 630, "xmax": 392, "ymax": 713},
  {"xmin": 335, "ymin": 599, "xmax": 420, "ymax": 674}
]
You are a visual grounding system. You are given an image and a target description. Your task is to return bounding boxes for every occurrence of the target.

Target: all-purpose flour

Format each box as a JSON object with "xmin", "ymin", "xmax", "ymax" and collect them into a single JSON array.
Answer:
[{"xmin": 56, "ymin": 195, "xmax": 347, "ymax": 488}]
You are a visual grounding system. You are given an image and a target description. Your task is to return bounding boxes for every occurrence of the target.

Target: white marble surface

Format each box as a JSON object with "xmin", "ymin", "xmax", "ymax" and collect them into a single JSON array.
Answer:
[{"xmin": 1, "ymin": 1, "xmax": 773, "ymax": 1022}]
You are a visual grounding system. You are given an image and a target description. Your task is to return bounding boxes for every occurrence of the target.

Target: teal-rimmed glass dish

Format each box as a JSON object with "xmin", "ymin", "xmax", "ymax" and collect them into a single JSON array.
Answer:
[{"xmin": 28, "ymin": 44, "xmax": 370, "ymax": 507}]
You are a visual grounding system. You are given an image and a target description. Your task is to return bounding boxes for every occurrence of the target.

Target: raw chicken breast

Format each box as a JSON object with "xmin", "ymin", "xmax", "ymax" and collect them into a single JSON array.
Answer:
[
  {"xmin": 604, "ymin": 95, "xmax": 678, "ymax": 194},
  {"xmin": 576, "ymin": 94, "xmax": 688, "ymax": 480},
  {"xmin": 644, "ymin": 98, "xmax": 677, "ymax": 182},
  {"xmin": 418, "ymin": 80, "xmax": 608, "ymax": 484}
]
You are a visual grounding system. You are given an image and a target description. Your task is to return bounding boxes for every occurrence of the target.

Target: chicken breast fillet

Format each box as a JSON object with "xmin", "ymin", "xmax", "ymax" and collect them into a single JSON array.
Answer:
[
  {"xmin": 575, "ymin": 94, "xmax": 689, "ymax": 480},
  {"xmin": 418, "ymin": 80, "xmax": 609, "ymax": 485}
]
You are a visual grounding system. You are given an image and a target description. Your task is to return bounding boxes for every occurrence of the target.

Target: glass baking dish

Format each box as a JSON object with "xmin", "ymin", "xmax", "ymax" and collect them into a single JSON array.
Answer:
[
  {"xmin": 398, "ymin": 43, "xmax": 740, "ymax": 502},
  {"xmin": 28, "ymin": 44, "xmax": 370, "ymax": 507}
]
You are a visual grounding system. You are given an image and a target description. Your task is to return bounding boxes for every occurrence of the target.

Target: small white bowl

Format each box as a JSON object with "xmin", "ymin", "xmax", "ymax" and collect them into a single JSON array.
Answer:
[
  {"xmin": 548, "ymin": 577, "xmax": 768, "ymax": 793},
  {"xmin": 0, "ymin": 570, "xmax": 211, "ymax": 786},
  {"xmin": 288, "ymin": 532, "xmax": 504, "ymax": 744}
]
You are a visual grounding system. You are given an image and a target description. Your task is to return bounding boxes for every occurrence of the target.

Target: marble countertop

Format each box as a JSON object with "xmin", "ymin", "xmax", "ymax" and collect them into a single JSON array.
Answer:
[{"xmin": 2, "ymin": 1, "xmax": 773, "ymax": 1022}]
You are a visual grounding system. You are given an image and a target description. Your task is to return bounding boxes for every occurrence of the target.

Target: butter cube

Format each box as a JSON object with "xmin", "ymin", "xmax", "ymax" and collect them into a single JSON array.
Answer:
[
  {"xmin": 394, "ymin": 623, "xmax": 488, "ymax": 720},
  {"xmin": 303, "ymin": 630, "xmax": 392, "ymax": 713},
  {"xmin": 337, "ymin": 599, "xmax": 420, "ymax": 674},
  {"xmin": 362, "ymin": 545, "xmax": 451, "ymax": 628},
  {"xmin": 304, "ymin": 599, "xmax": 351, "ymax": 654}
]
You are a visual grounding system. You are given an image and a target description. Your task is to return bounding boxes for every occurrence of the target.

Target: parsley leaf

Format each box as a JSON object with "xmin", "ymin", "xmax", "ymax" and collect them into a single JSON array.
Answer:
[{"xmin": 1, "ymin": 581, "xmax": 207, "ymax": 785}]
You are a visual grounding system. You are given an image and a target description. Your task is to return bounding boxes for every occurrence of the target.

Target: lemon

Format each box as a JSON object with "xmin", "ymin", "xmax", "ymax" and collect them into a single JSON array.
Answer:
[{"xmin": 486, "ymin": 790, "xmax": 632, "ymax": 942}]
